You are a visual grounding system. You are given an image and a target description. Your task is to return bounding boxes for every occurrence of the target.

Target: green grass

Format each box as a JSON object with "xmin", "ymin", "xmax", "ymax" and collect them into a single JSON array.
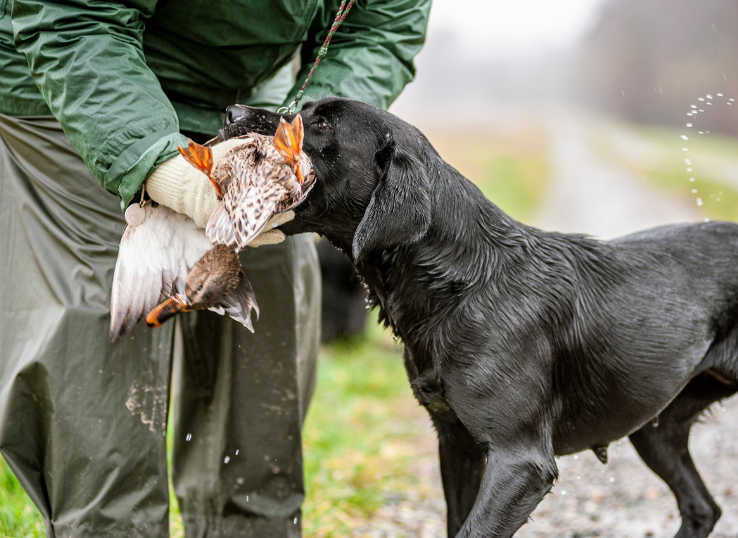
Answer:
[
  {"xmin": 423, "ymin": 125, "xmax": 550, "ymax": 222},
  {"xmin": 643, "ymin": 169, "xmax": 738, "ymax": 221},
  {"xmin": 0, "ymin": 129, "xmax": 550, "ymax": 537},
  {"xmin": 593, "ymin": 117, "xmax": 738, "ymax": 222},
  {"xmin": 0, "ymin": 458, "xmax": 44, "ymax": 538},
  {"xmin": 301, "ymin": 322, "xmax": 426, "ymax": 537}
]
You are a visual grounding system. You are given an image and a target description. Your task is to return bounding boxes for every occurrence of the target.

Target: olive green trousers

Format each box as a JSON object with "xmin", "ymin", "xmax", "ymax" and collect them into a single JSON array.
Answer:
[{"xmin": 0, "ymin": 113, "xmax": 320, "ymax": 538}]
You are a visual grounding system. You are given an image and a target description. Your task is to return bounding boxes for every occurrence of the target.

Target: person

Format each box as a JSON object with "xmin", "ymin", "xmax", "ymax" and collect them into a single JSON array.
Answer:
[{"xmin": 0, "ymin": 0, "xmax": 430, "ymax": 536}]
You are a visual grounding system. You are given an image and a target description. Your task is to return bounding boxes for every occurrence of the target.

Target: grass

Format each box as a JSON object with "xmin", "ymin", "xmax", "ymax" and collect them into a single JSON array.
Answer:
[
  {"xmin": 0, "ymin": 127, "xmax": 550, "ymax": 537},
  {"xmin": 0, "ymin": 459, "xmax": 45, "ymax": 538},
  {"xmin": 592, "ymin": 117, "xmax": 738, "ymax": 222},
  {"xmin": 300, "ymin": 322, "xmax": 430, "ymax": 537},
  {"xmin": 424, "ymin": 124, "xmax": 550, "ymax": 222}
]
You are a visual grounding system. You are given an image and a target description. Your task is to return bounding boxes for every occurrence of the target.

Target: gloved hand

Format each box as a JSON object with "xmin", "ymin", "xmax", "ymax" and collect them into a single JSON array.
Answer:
[
  {"xmin": 248, "ymin": 211, "xmax": 295, "ymax": 246},
  {"xmin": 146, "ymin": 138, "xmax": 294, "ymax": 246}
]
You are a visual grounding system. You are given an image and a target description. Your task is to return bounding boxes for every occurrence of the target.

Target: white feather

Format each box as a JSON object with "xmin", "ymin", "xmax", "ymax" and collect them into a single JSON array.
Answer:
[{"xmin": 110, "ymin": 205, "xmax": 212, "ymax": 341}]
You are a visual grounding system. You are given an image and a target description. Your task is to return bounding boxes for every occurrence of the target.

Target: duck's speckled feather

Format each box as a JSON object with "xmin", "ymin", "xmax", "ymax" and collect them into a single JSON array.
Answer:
[{"xmin": 206, "ymin": 134, "xmax": 314, "ymax": 251}]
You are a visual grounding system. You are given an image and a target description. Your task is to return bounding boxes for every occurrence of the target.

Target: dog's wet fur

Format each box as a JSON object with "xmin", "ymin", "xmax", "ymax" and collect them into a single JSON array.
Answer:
[{"xmin": 223, "ymin": 98, "xmax": 738, "ymax": 538}]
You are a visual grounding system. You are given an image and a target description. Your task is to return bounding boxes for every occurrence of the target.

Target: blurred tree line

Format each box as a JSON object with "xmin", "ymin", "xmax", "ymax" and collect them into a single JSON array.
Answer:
[{"xmin": 574, "ymin": 0, "xmax": 738, "ymax": 135}]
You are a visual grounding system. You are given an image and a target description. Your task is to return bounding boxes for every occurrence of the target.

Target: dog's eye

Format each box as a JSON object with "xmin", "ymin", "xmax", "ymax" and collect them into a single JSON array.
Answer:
[
  {"xmin": 197, "ymin": 285, "xmax": 203, "ymax": 292},
  {"xmin": 317, "ymin": 120, "xmax": 331, "ymax": 131}
]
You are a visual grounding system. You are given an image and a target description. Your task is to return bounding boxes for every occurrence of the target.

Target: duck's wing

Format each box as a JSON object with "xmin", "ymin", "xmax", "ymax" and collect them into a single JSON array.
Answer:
[
  {"xmin": 110, "ymin": 205, "xmax": 212, "ymax": 341},
  {"xmin": 219, "ymin": 270, "xmax": 260, "ymax": 332}
]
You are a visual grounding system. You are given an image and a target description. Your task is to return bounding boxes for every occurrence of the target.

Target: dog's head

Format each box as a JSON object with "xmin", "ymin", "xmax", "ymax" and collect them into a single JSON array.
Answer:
[{"xmin": 222, "ymin": 98, "xmax": 432, "ymax": 263}]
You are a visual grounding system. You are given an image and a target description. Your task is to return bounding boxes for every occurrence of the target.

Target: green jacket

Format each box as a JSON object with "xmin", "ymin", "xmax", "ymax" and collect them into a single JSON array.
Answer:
[{"xmin": 0, "ymin": 0, "xmax": 430, "ymax": 208}]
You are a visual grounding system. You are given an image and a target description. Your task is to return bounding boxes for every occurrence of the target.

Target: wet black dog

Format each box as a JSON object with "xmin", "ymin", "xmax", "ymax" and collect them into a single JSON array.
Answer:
[{"xmin": 223, "ymin": 97, "xmax": 738, "ymax": 538}]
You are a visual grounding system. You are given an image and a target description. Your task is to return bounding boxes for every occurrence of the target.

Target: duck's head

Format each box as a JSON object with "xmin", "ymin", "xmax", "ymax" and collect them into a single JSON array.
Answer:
[
  {"xmin": 146, "ymin": 245, "xmax": 242, "ymax": 328},
  {"xmin": 184, "ymin": 245, "xmax": 242, "ymax": 307}
]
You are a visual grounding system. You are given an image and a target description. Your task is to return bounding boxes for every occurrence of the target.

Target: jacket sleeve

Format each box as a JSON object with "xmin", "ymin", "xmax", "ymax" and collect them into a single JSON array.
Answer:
[
  {"xmin": 288, "ymin": 0, "xmax": 431, "ymax": 111},
  {"xmin": 12, "ymin": 0, "xmax": 187, "ymax": 208}
]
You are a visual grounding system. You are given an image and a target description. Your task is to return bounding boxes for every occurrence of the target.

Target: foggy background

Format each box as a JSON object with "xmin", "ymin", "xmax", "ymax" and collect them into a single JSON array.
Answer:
[{"xmin": 394, "ymin": 0, "xmax": 738, "ymax": 137}]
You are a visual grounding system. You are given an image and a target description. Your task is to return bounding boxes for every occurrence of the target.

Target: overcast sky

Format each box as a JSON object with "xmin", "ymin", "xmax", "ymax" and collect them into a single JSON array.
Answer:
[{"xmin": 426, "ymin": 0, "xmax": 609, "ymax": 58}]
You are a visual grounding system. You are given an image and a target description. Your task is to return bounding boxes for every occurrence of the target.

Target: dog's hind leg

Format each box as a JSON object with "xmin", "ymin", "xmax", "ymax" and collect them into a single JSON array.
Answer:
[
  {"xmin": 629, "ymin": 372, "xmax": 736, "ymax": 538},
  {"xmin": 429, "ymin": 408, "xmax": 487, "ymax": 538}
]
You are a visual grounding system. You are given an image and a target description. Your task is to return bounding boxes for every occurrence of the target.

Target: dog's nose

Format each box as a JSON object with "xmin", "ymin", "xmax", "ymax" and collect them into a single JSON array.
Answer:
[{"xmin": 225, "ymin": 105, "xmax": 248, "ymax": 127}]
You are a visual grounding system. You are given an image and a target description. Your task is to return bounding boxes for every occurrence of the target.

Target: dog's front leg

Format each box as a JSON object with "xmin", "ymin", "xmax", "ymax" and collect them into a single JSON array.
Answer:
[
  {"xmin": 455, "ymin": 442, "xmax": 557, "ymax": 538},
  {"xmin": 428, "ymin": 407, "xmax": 486, "ymax": 538},
  {"xmin": 444, "ymin": 369, "xmax": 558, "ymax": 538}
]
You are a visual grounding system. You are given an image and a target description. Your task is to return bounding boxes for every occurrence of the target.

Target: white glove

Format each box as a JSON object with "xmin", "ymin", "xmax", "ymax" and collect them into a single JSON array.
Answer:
[
  {"xmin": 146, "ymin": 138, "xmax": 294, "ymax": 246},
  {"xmin": 248, "ymin": 211, "xmax": 295, "ymax": 246},
  {"xmin": 146, "ymin": 138, "xmax": 247, "ymax": 228}
]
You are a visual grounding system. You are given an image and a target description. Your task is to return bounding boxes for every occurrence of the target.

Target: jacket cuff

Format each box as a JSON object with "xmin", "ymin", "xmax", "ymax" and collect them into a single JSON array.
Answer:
[{"xmin": 107, "ymin": 130, "xmax": 188, "ymax": 210}]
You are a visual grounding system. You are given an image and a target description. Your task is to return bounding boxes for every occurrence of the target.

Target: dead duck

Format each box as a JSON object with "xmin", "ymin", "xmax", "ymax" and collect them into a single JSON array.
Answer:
[
  {"xmin": 109, "ymin": 117, "xmax": 312, "ymax": 341},
  {"xmin": 109, "ymin": 204, "xmax": 259, "ymax": 341},
  {"xmin": 179, "ymin": 114, "xmax": 315, "ymax": 251},
  {"xmin": 144, "ymin": 245, "xmax": 258, "ymax": 330}
]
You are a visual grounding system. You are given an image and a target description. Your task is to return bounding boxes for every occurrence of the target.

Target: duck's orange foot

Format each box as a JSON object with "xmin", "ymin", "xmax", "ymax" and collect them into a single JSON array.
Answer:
[
  {"xmin": 178, "ymin": 139, "xmax": 222, "ymax": 197},
  {"xmin": 273, "ymin": 115, "xmax": 305, "ymax": 181}
]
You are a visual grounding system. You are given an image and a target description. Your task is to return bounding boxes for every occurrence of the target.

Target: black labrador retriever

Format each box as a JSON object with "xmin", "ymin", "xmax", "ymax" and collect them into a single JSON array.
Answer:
[{"xmin": 222, "ymin": 97, "xmax": 738, "ymax": 538}]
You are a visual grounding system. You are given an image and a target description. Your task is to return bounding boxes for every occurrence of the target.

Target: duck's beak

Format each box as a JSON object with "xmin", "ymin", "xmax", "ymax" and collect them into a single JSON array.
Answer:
[{"xmin": 146, "ymin": 295, "xmax": 192, "ymax": 328}]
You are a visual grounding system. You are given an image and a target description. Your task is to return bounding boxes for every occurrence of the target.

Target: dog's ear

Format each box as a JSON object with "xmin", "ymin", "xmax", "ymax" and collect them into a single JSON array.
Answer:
[{"xmin": 352, "ymin": 137, "xmax": 432, "ymax": 262}]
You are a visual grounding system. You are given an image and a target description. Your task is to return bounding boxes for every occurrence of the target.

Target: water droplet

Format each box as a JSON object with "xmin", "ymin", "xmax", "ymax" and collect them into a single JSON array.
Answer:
[
  {"xmin": 224, "ymin": 456, "xmax": 230, "ymax": 464},
  {"xmin": 687, "ymin": 168, "xmax": 693, "ymax": 172},
  {"xmin": 686, "ymin": 123, "xmax": 693, "ymax": 127},
  {"xmin": 689, "ymin": 178, "xmax": 695, "ymax": 182},
  {"xmin": 577, "ymin": 475, "xmax": 581, "ymax": 480},
  {"xmin": 705, "ymin": 218, "xmax": 711, "ymax": 222},
  {"xmin": 692, "ymin": 189, "xmax": 698, "ymax": 193},
  {"xmin": 730, "ymin": 98, "xmax": 735, "ymax": 102},
  {"xmin": 235, "ymin": 450, "xmax": 239, "ymax": 455},
  {"xmin": 707, "ymin": 94, "xmax": 713, "ymax": 99},
  {"xmin": 186, "ymin": 433, "xmax": 192, "ymax": 441},
  {"xmin": 683, "ymin": 148, "xmax": 689, "ymax": 151},
  {"xmin": 294, "ymin": 518, "xmax": 298, "ymax": 525},
  {"xmin": 697, "ymin": 198, "xmax": 703, "ymax": 206},
  {"xmin": 699, "ymin": 98, "xmax": 705, "ymax": 101},
  {"xmin": 700, "ymin": 109, "xmax": 705, "ymax": 112},
  {"xmin": 562, "ymin": 490, "xmax": 567, "ymax": 496},
  {"xmin": 684, "ymin": 159, "xmax": 692, "ymax": 163},
  {"xmin": 718, "ymin": 93, "xmax": 724, "ymax": 96},
  {"xmin": 691, "ymin": 105, "xmax": 698, "ymax": 108},
  {"xmin": 247, "ymin": 495, "xmax": 249, "ymax": 501},
  {"xmin": 699, "ymin": 131, "xmax": 704, "ymax": 134},
  {"xmin": 681, "ymin": 135, "xmax": 689, "ymax": 140},
  {"xmin": 722, "ymin": 406, "xmax": 727, "ymax": 412},
  {"xmin": 610, "ymin": 477, "xmax": 615, "ymax": 482},
  {"xmin": 573, "ymin": 455, "xmax": 579, "ymax": 460}
]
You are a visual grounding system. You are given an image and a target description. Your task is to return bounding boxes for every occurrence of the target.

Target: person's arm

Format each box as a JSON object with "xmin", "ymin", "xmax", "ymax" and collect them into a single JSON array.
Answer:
[
  {"xmin": 288, "ymin": 0, "xmax": 431, "ymax": 111},
  {"xmin": 12, "ymin": 0, "xmax": 187, "ymax": 209}
]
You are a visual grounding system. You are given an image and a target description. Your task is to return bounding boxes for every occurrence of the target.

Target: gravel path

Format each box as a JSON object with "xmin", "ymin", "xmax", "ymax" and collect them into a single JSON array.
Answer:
[{"xmin": 353, "ymin": 109, "xmax": 737, "ymax": 538}]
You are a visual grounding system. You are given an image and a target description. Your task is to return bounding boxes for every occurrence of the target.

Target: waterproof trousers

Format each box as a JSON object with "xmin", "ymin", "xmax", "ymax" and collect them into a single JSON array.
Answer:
[{"xmin": 0, "ymin": 113, "xmax": 320, "ymax": 538}]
